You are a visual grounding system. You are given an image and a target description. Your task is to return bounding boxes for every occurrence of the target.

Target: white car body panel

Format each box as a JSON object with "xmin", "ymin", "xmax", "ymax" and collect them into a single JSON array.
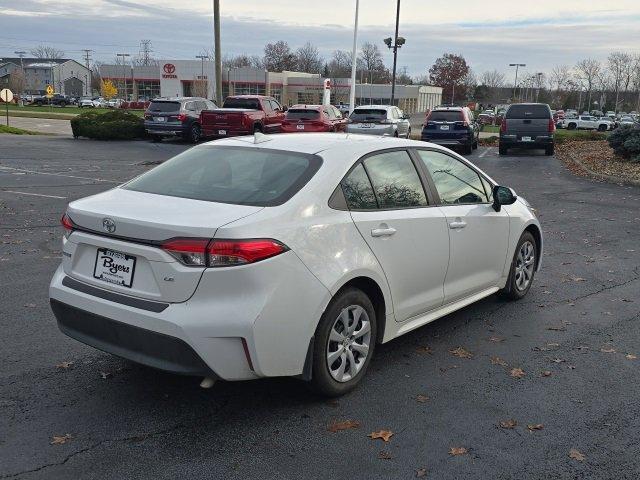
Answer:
[{"xmin": 50, "ymin": 133, "xmax": 542, "ymax": 381}]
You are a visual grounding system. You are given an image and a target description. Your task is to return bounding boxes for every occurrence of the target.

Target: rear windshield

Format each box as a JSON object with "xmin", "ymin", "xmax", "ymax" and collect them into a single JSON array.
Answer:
[
  {"xmin": 286, "ymin": 109, "xmax": 321, "ymax": 120},
  {"xmin": 428, "ymin": 111, "xmax": 463, "ymax": 122},
  {"xmin": 506, "ymin": 105, "xmax": 550, "ymax": 119},
  {"xmin": 123, "ymin": 146, "xmax": 322, "ymax": 207},
  {"xmin": 147, "ymin": 101, "xmax": 180, "ymax": 113},
  {"xmin": 223, "ymin": 98, "xmax": 261, "ymax": 110},
  {"xmin": 350, "ymin": 109, "xmax": 387, "ymax": 121}
]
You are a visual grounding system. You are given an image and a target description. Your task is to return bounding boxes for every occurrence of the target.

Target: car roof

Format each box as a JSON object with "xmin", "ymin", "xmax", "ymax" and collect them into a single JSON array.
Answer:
[
  {"xmin": 289, "ymin": 104, "xmax": 322, "ymax": 110},
  {"xmin": 353, "ymin": 105, "xmax": 394, "ymax": 110},
  {"xmin": 151, "ymin": 97, "xmax": 207, "ymax": 102}
]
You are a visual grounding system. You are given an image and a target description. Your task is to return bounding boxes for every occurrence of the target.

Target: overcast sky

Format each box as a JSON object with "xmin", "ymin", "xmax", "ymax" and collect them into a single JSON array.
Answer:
[{"xmin": 1, "ymin": 0, "xmax": 639, "ymax": 78}]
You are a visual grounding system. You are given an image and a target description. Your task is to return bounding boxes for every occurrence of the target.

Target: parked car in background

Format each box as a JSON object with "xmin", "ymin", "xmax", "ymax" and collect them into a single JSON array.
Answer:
[
  {"xmin": 499, "ymin": 103, "xmax": 555, "ymax": 156},
  {"xmin": 200, "ymin": 95, "xmax": 286, "ymax": 138},
  {"xmin": 336, "ymin": 103, "xmax": 351, "ymax": 117},
  {"xmin": 564, "ymin": 115, "xmax": 612, "ymax": 131},
  {"xmin": 281, "ymin": 105, "xmax": 347, "ymax": 133},
  {"xmin": 107, "ymin": 98, "xmax": 124, "ymax": 109},
  {"xmin": 477, "ymin": 112, "xmax": 495, "ymax": 126},
  {"xmin": 144, "ymin": 97, "xmax": 217, "ymax": 143},
  {"xmin": 346, "ymin": 105, "xmax": 411, "ymax": 138},
  {"xmin": 50, "ymin": 134, "xmax": 542, "ymax": 396},
  {"xmin": 421, "ymin": 105, "xmax": 479, "ymax": 154},
  {"xmin": 32, "ymin": 94, "xmax": 72, "ymax": 107},
  {"xmin": 80, "ymin": 97, "xmax": 101, "ymax": 108},
  {"xmin": 618, "ymin": 116, "xmax": 637, "ymax": 127}
]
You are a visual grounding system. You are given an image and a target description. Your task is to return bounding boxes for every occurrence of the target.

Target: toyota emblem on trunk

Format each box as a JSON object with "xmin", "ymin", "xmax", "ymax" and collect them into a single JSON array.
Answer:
[{"xmin": 102, "ymin": 218, "xmax": 116, "ymax": 233}]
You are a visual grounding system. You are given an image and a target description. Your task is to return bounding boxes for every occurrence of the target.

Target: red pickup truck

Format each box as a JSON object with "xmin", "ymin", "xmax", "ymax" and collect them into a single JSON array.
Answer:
[{"xmin": 200, "ymin": 95, "xmax": 286, "ymax": 138}]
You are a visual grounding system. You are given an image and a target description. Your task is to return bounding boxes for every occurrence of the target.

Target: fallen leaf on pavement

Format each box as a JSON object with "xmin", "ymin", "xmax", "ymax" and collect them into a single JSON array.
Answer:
[
  {"xmin": 23, "ymin": 303, "xmax": 36, "ymax": 308},
  {"xmin": 527, "ymin": 424, "xmax": 544, "ymax": 431},
  {"xmin": 625, "ymin": 354, "xmax": 637, "ymax": 360},
  {"xmin": 489, "ymin": 336, "xmax": 504, "ymax": 343},
  {"xmin": 378, "ymin": 451, "xmax": 392, "ymax": 460},
  {"xmin": 56, "ymin": 361, "xmax": 74, "ymax": 369},
  {"xmin": 415, "ymin": 346, "xmax": 433, "ymax": 355},
  {"xmin": 571, "ymin": 277, "xmax": 586, "ymax": 282},
  {"xmin": 551, "ymin": 358, "xmax": 565, "ymax": 364},
  {"xmin": 416, "ymin": 468, "xmax": 427, "ymax": 477},
  {"xmin": 416, "ymin": 394, "xmax": 430, "ymax": 403},
  {"xmin": 491, "ymin": 356, "xmax": 508, "ymax": 366},
  {"xmin": 328, "ymin": 420, "xmax": 360, "ymax": 433},
  {"xmin": 499, "ymin": 419, "xmax": 517, "ymax": 429},
  {"xmin": 100, "ymin": 372, "xmax": 112, "ymax": 379},
  {"xmin": 600, "ymin": 347, "xmax": 616, "ymax": 353},
  {"xmin": 449, "ymin": 347, "xmax": 473, "ymax": 359},
  {"xmin": 368, "ymin": 430, "xmax": 394, "ymax": 442},
  {"xmin": 541, "ymin": 371, "xmax": 552, "ymax": 377},
  {"xmin": 569, "ymin": 448, "xmax": 585, "ymax": 461},
  {"xmin": 51, "ymin": 434, "xmax": 72, "ymax": 445},
  {"xmin": 448, "ymin": 447, "xmax": 467, "ymax": 456},
  {"xmin": 510, "ymin": 368, "xmax": 525, "ymax": 378},
  {"xmin": 547, "ymin": 326, "xmax": 566, "ymax": 331}
]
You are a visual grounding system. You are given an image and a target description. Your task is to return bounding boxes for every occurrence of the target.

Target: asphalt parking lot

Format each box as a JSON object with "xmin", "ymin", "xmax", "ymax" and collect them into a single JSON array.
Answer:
[{"xmin": 1, "ymin": 135, "xmax": 640, "ymax": 479}]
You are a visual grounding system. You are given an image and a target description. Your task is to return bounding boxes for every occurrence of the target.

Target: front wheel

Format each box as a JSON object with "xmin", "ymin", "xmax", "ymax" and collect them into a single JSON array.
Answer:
[
  {"xmin": 500, "ymin": 231, "xmax": 537, "ymax": 300},
  {"xmin": 309, "ymin": 288, "xmax": 377, "ymax": 397}
]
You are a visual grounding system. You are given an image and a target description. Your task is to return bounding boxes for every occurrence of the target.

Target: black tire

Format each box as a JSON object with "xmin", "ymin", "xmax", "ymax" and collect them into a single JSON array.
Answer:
[
  {"xmin": 253, "ymin": 124, "xmax": 263, "ymax": 133},
  {"xmin": 473, "ymin": 138, "xmax": 479, "ymax": 149},
  {"xmin": 545, "ymin": 145, "xmax": 555, "ymax": 156},
  {"xmin": 309, "ymin": 288, "xmax": 377, "ymax": 397},
  {"xmin": 151, "ymin": 135, "xmax": 162, "ymax": 143},
  {"xmin": 59, "ymin": 101, "xmax": 66, "ymax": 107},
  {"xmin": 393, "ymin": 130, "xmax": 399, "ymax": 138},
  {"xmin": 567, "ymin": 123, "xmax": 577, "ymax": 130},
  {"xmin": 500, "ymin": 231, "xmax": 537, "ymax": 300},
  {"xmin": 406, "ymin": 128, "xmax": 412, "ymax": 139},
  {"xmin": 463, "ymin": 142, "xmax": 473, "ymax": 155},
  {"xmin": 598, "ymin": 124, "xmax": 607, "ymax": 132},
  {"xmin": 499, "ymin": 145, "xmax": 507, "ymax": 155},
  {"xmin": 188, "ymin": 123, "xmax": 201, "ymax": 144}
]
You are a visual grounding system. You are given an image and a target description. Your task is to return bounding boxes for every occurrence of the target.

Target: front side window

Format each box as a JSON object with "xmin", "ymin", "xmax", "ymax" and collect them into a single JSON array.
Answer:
[
  {"xmin": 342, "ymin": 164, "xmax": 377, "ymax": 210},
  {"xmin": 123, "ymin": 147, "xmax": 322, "ymax": 207},
  {"xmin": 416, "ymin": 150, "xmax": 488, "ymax": 204},
  {"xmin": 363, "ymin": 151, "xmax": 428, "ymax": 209}
]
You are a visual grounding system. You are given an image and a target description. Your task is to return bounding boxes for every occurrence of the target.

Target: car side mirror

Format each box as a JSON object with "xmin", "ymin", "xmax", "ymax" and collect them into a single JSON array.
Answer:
[{"xmin": 492, "ymin": 185, "xmax": 517, "ymax": 212}]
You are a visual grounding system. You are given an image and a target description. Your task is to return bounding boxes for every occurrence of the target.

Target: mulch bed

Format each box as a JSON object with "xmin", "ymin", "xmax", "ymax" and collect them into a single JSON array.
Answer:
[{"xmin": 556, "ymin": 140, "xmax": 640, "ymax": 185}]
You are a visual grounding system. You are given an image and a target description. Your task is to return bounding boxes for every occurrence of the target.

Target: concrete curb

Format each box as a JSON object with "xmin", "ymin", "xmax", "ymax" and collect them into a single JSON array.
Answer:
[{"xmin": 564, "ymin": 150, "xmax": 640, "ymax": 188}]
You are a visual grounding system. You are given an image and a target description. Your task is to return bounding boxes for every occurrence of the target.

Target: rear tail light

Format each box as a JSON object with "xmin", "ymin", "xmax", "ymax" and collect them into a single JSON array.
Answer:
[
  {"xmin": 161, "ymin": 238, "xmax": 288, "ymax": 267},
  {"xmin": 500, "ymin": 119, "xmax": 507, "ymax": 133},
  {"xmin": 176, "ymin": 113, "xmax": 188, "ymax": 122},
  {"xmin": 61, "ymin": 213, "xmax": 74, "ymax": 239},
  {"xmin": 144, "ymin": 113, "xmax": 151, "ymax": 120},
  {"xmin": 548, "ymin": 118, "xmax": 556, "ymax": 133}
]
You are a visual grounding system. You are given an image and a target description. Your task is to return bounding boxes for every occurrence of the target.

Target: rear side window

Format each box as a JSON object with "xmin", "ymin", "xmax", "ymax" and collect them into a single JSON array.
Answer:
[
  {"xmin": 506, "ymin": 105, "xmax": 550, "ymax": 119},
  {"xmin": 223, "ymin": 98, "xmax": 261, "ymax": 110},
  {"xmin": 123, "ymin": 147, "xmax": 322, "ymax": 207},
  {"xmin": 363, "ymin": 151, "xmax": 428, "ymax": 209},
  {"xmin": 342, "ymin": 164, "xmax": 377, "ymax": 210},
  {"xmin": 428, "ymin": 110, "xmax": 463, "ymax": 122},
  {"xmin": 148, "ymin": 101, "xmax": 180, "ymax": 113},
  {"xmin": 286, "ymin": 109, "xmax": 321, "ymax": 120}
]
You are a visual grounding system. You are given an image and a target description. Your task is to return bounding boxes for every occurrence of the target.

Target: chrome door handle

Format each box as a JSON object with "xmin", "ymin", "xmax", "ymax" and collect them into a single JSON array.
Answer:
[
  {"xmin": 371, "ymin": 227, "xmax": 397, "ymax": 237},
  {"xmin": 449, "ymin": 221, "xmax": 467, "ymax": 230}
]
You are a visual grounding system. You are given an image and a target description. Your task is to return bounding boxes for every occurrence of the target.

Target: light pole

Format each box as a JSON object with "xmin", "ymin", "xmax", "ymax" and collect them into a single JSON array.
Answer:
[
  {"xmin": 384, "ymin": 0, "xmax": 405, "ymax": 106},
  {"xmin": 509, "ymin": 63, "xmax": 526, "ymax": 102},
  {"xmin": 348, "ymin": 0, "xmax": 360, "ymax": 114},
  {"xmin": 535, "ymin": 72, "xmax": 543, "ymax": 102},
  {"xmin": 212, "ymin": 0, "xmax": 223, "ymax": 105},
  {"xmin": 116, "ymin": 53, "xmax": 130, "ymax": 100},
  {"xmin": 196, "ymin": 54, "xmax": 209, "ymax": 98}
]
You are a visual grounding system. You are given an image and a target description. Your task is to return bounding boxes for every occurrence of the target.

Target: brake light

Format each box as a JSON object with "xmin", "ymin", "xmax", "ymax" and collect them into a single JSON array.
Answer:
[
  {"xmin": 207, "ymin": 239, "xmax": 288, "ymax": 267},
  {"xmin": 176, "ymin": 113, "xmax": 187, "ymax": 122},
  {"xmin": 161, "ymin": 238, "xmax": 288, "ymax": 267},
  {"xmin": 548, "ymin": 118, "xmax": 556, "ymax": 133},
  {"xmin": 61, "ymin": 213, "xmax": 75, "ymax": 239},
  {"xmin": 500, "ymin": 119, "xmax": 507, "ymax": 133}
]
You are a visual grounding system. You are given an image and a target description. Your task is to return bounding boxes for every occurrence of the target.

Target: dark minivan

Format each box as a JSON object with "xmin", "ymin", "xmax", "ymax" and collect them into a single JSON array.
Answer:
[
  {"xmin": 499, "ymin": 103, "xmax": 555, "ymax": 156},
  {"xmin": 144, "ymin": 97, "xmax": 217, "ymax": 143}
]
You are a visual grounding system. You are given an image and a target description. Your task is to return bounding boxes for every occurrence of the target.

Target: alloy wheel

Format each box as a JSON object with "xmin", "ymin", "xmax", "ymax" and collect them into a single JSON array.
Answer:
[
  {"xmin": 326, "ymin": 305, "xmax": 372, "ymax": 383},
  {"xmin": 514, "ymin": 240, "xmax": 535, "ymax": 291}
]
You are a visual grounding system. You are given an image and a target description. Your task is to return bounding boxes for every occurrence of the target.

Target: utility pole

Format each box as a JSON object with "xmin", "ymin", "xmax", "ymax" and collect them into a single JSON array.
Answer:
[
  {"xmin": 116, "ymin": 53, "xmax": 130, "ymax": 100},
  {"xmin": 139, "ymin": 40, "xmax": 153, "ymax": 66},
  {"xmin": 14, "ymin": 51, "xmax": 26, "ymax": 72},
  {"xmin": 384, "ymin": 0, "xmax": 403, "ymax": 106},
  {"xmin": 82, "ymin": 50, "xmax": 93, "ymax": 96},
  {"xmin": 509, "ymin": 63, "xmax": 526, "ymax": 102},
  {"xmin": 535, "ymin": 72, "xmax": 543, "ymax": 102},
  {"xmin": 348, "ymin": 0, "xmax": 360, "ymax": 114},
  {"xmin": 196, "ymin": 55, "xmax": 209, "ymax": 98},
  {"xmin": 212, "ymin": 0, "xmax": 223, "ymax": 105}
]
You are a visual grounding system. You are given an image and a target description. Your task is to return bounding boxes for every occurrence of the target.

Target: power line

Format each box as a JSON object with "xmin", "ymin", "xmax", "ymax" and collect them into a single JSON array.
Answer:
[{"xmin": 139, "ymin": 40, "xmax": 153, "ymax": 66}]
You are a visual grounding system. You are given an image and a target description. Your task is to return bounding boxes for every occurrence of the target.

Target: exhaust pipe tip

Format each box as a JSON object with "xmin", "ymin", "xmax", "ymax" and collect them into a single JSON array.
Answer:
[{"xmin": 199, "ymin": 377, "xmax": 216, "ymax": 389}]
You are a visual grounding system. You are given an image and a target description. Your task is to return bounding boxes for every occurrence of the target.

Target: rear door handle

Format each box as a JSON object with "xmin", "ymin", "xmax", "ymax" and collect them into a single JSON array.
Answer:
[
  {"xmin": 371, "ymin": 227, "xmax": 397, "ymax": 237},
  {"xmin": 449, "ymin": 221, "xmax": 467, "ymax": 230}
]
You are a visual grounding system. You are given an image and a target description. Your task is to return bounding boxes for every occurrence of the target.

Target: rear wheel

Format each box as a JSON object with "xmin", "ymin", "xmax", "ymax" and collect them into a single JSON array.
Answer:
[
  {"xmin": 188, "ymin": 123, "xmax": 201, "ymax": 143},
  {"xmin": 500, "ymin": 231, "xmax": 537, "ymax": 300},
  {"xmin": 309, "ymin": 288, "xmax": 377, "ymax": 397},
  {"xmin": 545, "ymin": 144, "xmax": 555, "ymax": 156},
  {"xmin": 253, "ymin": 124, "xmax": 263, "ymax": 134},
  {"xmin": 473, "ymin": 138, "xmax": 478, "ymax": 149},
  {"xmin": 151, "ymin": 135, "xmax": 162, "ymax": 143},
  {"xmin": 598, "ymin": 124, "xmax": 607, "ymax": 132},
  {"xmin": 393, "ymin": 130, "xmax": 399, "ymax": 137},
  {"xmin": 567, "ymin": 123, "xmax": 577, "ymax": 130},
  {"xmin": 463, "ymin": 142, "xmax": 473, "ymax": 155},
  {"xmin": 499, "ymin": 145, "xmax": 508, "ymax": 155}
]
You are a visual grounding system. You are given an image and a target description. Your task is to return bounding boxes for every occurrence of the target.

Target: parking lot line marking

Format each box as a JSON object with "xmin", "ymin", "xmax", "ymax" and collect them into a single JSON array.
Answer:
[
  {"xmin": 479, "ymin": 147, "xmax": 493, "ymax": 158},
  {"xmin": 1, "ymin": 190, "xmax": 67, "ymax": 199},
  {"xmin": 0, "ymin": 165, "xmax": 120, "ymax": 184}
]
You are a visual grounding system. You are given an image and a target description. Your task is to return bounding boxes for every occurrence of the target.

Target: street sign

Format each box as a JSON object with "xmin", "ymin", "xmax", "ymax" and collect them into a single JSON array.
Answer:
[
  {"xmin": 46, "ymin": 85, "xmax": 54, "ymax": 95},
  {"xmin": 0, "ymin": 88, "xmax": 13, "ymax": 103},
  {"xmin": 1, "ymin": 88, "xmax": 12, "ymax": 127}
]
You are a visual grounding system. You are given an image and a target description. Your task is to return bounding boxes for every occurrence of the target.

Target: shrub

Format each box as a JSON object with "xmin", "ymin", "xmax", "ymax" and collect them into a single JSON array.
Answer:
[
  {"xmin": 607, "ymin": 126, "xmax": 640, "ymax": 162},
  {"xmin": 71, "ymin": 110, "xmax": 145, "ymax": 140}
]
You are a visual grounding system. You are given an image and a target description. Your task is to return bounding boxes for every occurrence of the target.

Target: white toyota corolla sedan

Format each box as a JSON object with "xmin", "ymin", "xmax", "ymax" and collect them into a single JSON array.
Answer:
[{"xmin": 50, "ymin": 133, "xmax": 542, "ymax": 396}]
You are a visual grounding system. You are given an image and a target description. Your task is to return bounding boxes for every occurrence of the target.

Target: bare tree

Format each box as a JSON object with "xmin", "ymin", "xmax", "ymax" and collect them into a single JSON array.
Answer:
[
  {"xmin": 295, "ymin": 42, "xmax": 323, "ymax": 74},
  {"xmin": 549, "ymin": 65, "xmax": 573, "ymax": 108},
  {"xmin": 192, "ymin": 78, "xmax": 208, "ymax": 98},
  {"xmin": 8, "ymin": 70, "xmax": 26, "ymax": 94},
  {"xmin": 30, "ymin": 45, "xmax": 65, "ymax": 59},
  {"xmin": 221, "ymin": 53, "xmax": 263, "ymax": 69},
  {"xmin": 608, "ymin": 52, "xmax": 631, "ymax": 112},
  {"xmin": 327, "ymin": 50, "xmax": 353, "ymax": 78},
  {"xmin": 359, "ymin": 42, "xmax": 388, "ymax": 83},
  {"xmin": 263, "ymin": 41, "xmax": 297, "ymax": 72},
  {"xmin": 575, "ymin": 58, "xmax": 601, "ymax": 112},
  {"xmin": 479, "ymin": 70, "xmax": 506, "ymax": 89}
]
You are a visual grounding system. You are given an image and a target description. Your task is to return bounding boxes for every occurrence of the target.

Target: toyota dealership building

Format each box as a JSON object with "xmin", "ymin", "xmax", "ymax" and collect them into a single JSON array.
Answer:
[{"xmin": 99, "ymin": 60, "xmax": 442, "ymax": 113}]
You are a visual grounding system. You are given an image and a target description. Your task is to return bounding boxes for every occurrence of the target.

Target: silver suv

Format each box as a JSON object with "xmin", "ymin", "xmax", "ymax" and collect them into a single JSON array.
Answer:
[{"xmin": 346, "ymin": 105, "xmax": 411, "ymax": 138}]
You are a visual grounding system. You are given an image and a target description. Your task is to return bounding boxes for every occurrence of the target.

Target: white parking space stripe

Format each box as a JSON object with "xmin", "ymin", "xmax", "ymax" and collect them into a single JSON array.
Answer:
[
  {"xmin": 1, "ymin": 190, "xmax": 67, "ymax": 199},
  {"xmin": 479, "ymin": 147, "xmax": 493, "ymax": 158},
  {"xmin": 0, "ymin": 165, "xmax": 120, "ymax": 184}
]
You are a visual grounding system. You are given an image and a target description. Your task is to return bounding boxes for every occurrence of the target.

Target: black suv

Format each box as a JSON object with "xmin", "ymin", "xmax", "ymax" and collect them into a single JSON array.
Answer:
[
  {"xmin": 33, "ymin": 94, "xmax": 71, "ymax": 107},
  {"xmin": 499, "ymin": 103, "xmax": 555, "ymax": 156},
  {"xmin": 144, "ymin": 97, "xmax": 217, "ymax": 143},
  {"xmin": 421, "ymin": 106, "xmax": 479, "ymax": 155}
]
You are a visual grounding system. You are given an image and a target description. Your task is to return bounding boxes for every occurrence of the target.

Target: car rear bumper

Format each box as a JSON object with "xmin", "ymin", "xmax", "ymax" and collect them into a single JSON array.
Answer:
[
  {"xmin": 144, "ymin": 122, "xmax": 186, "ymax": 137},
  {"xmin": 500, "ymin": 134, "xmax": 554, "ymax": 148},
  {"xmin": 49, "ymin": 250, "xmax": 330, "ymax": 381},
  {"xmin": 201, "ymin": 126, "xmax": 252, "ymax": 138},
  {"xmin": 346, "ymin": 125, "xmax": 395, "ymax": 136}
]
